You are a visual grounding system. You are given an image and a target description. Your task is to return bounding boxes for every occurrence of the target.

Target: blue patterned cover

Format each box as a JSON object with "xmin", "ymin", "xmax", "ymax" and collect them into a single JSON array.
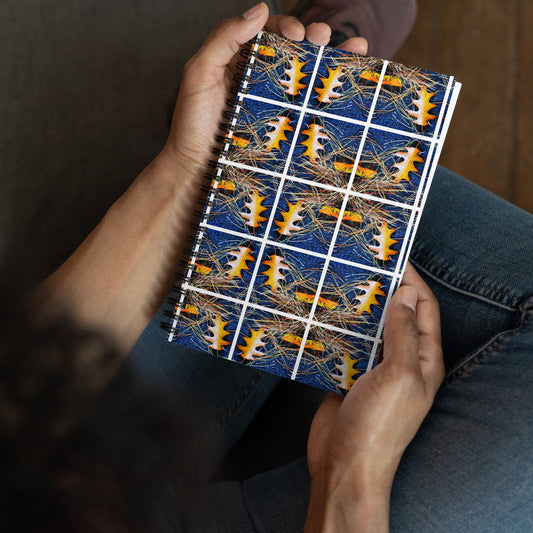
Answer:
[{"xmin": 165, "ymin": 31, "xmax": 460, "ymax": 393}]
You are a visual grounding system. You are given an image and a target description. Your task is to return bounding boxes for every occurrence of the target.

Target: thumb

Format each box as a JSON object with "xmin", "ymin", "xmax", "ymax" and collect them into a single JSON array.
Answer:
[
  {"xmin": 383, "ymin": 285, "xmax": 420, "ymax": 370},
  {"xmin": 190, "ymin": 2, "xmax": 269, "ymax": 75}
]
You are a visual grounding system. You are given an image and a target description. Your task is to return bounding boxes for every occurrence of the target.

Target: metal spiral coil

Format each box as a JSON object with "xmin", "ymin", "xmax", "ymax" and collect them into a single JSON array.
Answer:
[{"xmin": 162, "ymin": 34, "xmax": 262, "ymax": 337}]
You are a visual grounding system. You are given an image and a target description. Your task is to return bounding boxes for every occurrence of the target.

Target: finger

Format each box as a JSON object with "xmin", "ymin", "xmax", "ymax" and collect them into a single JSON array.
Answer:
[
  {"xmin": 304, "ymin": 22, "xmax": 332, "ymax": 46},
  {"xmin": 401, "ymin": 263, "xmax": 441, "ymax": 343},
  {"xmin": 188, "ymin": 2, "xmax": 269, "ymax": 75},
  {"xmin": 335, "ymin": 36, "xmax": 368, "ymax": 55},
  {"xmin": 265, "ymin": 15, "xmax": 306, "ymax": 41},
  {"xmin": 401, "ymin": 263, "xmax": 444, "ymax": 390},
  {"xmin": 383, "ymin": 284, "xmax": 420, "ymax": 371}
]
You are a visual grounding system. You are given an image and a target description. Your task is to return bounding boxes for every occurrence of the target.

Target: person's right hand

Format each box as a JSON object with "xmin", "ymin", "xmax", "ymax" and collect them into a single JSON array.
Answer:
[{"xmin": 305, "ymin": 263, "xmax": 444, "ymax": 532}]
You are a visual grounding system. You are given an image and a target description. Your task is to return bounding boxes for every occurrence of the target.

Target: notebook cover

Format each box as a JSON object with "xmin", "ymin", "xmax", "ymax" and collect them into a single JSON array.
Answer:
[{"xmin": 164, "ymin": 31, "xmax": 461, "ymax": 394}]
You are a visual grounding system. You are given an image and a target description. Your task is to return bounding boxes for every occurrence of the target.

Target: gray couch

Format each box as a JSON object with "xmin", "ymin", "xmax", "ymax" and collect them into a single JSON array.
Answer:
[
  {"xmin": 1, "ymin": 0, "xmax": 272, "ymax": 286},
  {"xmin": 1, "ymin": 0, "xmax": 324, "ymax": 479}
]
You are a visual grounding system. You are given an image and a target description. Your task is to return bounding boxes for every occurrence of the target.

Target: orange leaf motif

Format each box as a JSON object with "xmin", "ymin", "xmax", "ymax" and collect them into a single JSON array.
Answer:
[
  {"xmin": 369, "ymin": 222, "xmax": 399, "ymax": 261},
  {"xmin": 408, "ymin": 86, "xmax": 437, "ymax": 126},
  {"xmin": 264, "ymin": 115, "xmax": 293, "ymax": 152},
  {"xmin": 392, "ymin": 146, "xmax": 424, "ymax": 184},
  {"xmin": 261, "ymin": 254, "xmax": 290, "ymax": 291},
  {"xmin": 275, "ymin": 201, "xmax": 304, "ymax": 236},
  {"xmin": 257, "ymin": 45, "xmax": 275, "ymax": 57},
  {"xmin": 301, "ymin": 123, "xmax": 328, "ymax": 161},
  {"xmin": 204, "ymin": 315, "xmax": 231, "ymax": 350},
  {"xmin": 238, "ymin": 327, "xmax": 267, "ymax": 361},
  {"xmin": 225, "ymin": 246, "xmax": 254, "ymax": 279},
  {"xmin": 281, "ymin": 333, "xmax": 325, "ymax": 352},
  {"xmin": 181, "ymin": 304, "xmax": 199, "ymax": 315},
  {"xmin": 213, "ymin": 179, "xmax": 236, "ymax": 191},
  {"xmin": 319, "ymin": 205, "xmax": 362, "ymax": 223},
  {"xmin": 231, "ymin": 135, "xmax": 250, "ymax": 148},
  {"xmin": 359, "ymin": 70, "xmax": 402, "ymax": 87},
  {"xmin": 240, "ymin": 190, "xmax": 268, "ymax": 228},
  {"xmin": 280, "ymin": 55, "xmax": 307, "ymax": 95},
  {"xmin": 332, "ymin": 355, "xmax": 362, "ymax": 391},
  {"xmin": 195, "ymin": 263, "xmax": 212, "ymax": 275},
  {"xmin": 333, "ymin": 162, "xmax": 377, "ymax": 178},
  {"xmin": 295, "ymin": 291, "xmax": 338, "ymax": 309},
  {"xmin": 354, "ymin": 280, "xmax": 386, "ymax": 315},
  {"xmin": 315, "ymin": 66, "xmax": 345, "ymax": 103}
]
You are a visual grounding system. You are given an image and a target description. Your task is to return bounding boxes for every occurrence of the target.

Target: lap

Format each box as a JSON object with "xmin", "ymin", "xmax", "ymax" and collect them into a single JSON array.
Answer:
[{"xmin": 126, "ymin": 166, "xmax": 533, "ymax": 531}]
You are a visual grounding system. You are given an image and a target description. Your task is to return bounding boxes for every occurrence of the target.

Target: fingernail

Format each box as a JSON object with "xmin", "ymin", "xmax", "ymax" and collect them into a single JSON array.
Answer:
[
  {"xmin": 243, "ymin": 2, "xmax": 263, "ymax": 19},
  {"xmin": 399, "ymin": 286, "xmax": 418, "ymax": 313}
]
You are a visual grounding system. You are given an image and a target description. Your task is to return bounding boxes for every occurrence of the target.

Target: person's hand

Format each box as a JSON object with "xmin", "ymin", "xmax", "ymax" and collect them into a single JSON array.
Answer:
[
  {"xmin": 305, "ymin": 262, "xmax": 445, "ymax": 533},
  {"xmin": 161, "ymin": 1, "xmax": 368, "ymax": 185}
]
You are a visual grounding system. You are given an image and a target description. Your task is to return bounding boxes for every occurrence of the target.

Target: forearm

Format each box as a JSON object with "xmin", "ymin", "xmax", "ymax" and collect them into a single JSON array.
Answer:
[{"xmin": 36, "ymin": 150, "xmax": 198, "ymax": 355}]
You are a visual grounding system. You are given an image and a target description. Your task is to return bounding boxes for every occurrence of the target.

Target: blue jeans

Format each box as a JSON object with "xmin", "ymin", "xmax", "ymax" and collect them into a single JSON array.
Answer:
[{"xmin": 128, "ymin": 166, "xmax": 533, "ymax": 531}]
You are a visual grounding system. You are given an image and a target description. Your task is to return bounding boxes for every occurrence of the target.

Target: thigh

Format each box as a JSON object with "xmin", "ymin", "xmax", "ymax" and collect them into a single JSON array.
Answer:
[
  {"xmin": 412, "ymin": 166, "xmax": 533, "ymax": 370},
  {"xmin": 126, "ymin": 303, "xmax": 280, "ymax": 473},
  {"xmin": 390, "ymin": 301, "xmax": 533, "ymax": 531},
  {"xmin": 389, "ymin": 166, "xmax": 533, "ymax": 531}
]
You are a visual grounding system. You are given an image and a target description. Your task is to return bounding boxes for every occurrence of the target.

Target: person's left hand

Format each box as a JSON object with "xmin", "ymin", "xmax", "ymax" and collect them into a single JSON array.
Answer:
[
  {"xmin": 37, "ymin": 2, "xmax": 367, "ymax": 358},
  {"xmin": 160, "ymin": 1, "xmax": 368, "ymax": 190},
  {"xmin": 305, "ymin": 263, "xmax": 444, "ymax": 532}
]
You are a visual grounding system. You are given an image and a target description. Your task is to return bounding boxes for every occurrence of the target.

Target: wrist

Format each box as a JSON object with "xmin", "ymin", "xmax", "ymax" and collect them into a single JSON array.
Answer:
[
  {"xmin": 305, "ymin": 459, "xmax": 393, "ymax": 533},
  {"xmin": 305, "ymin": 478, "xmax": 391, "ymax": 533}
]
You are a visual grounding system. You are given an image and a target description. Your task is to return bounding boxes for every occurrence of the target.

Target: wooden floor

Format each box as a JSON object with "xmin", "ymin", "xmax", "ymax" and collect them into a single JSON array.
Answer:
[{"xmin": 282, "ymin": 0, "xmax": 533, "ymax": 213}]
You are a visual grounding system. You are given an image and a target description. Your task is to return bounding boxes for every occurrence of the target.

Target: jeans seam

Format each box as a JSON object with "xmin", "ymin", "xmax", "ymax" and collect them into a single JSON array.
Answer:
[
  {"xmin": 442, "ymin": 299, "xmax": 533, "ymax": 386},
  {"xmin": 411, "ymin": 246, "xmax": 520, "ymax": 311}
]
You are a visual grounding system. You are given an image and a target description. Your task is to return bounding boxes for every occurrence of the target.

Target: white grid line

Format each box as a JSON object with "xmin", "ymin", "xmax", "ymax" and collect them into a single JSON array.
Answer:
[
  {"xmin": 244, "ymin": 92, "xmax": 435, "ymax": 143},
  {"xmin": 202, "ymin": 219, "xmax": 395, "ymax": 275},
  {"xmin": 182, "ymin": 283, "xmax": 379, "ymax": 344},
  {"xmin": 219, "ymin": 157, "xmax": 420, "ymax": 210},
  {"xmin": 225, "ymin": 44, "xmax": 326, "ymax": 361},
  {"xmin": 365, "ymin": 75, "xmax": 457, "ymax": 372},
  {"xmin": 201, "ymin": 221, "xmax": 394, "ymax": 277},
  {"xmin": 290, "ymin": 59, "xmax": 390, "ymax": 380}
]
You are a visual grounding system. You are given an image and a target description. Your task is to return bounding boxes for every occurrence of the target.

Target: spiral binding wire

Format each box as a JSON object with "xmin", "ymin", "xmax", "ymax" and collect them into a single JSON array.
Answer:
[{"xmin": 161, "ymin": 32, "xmax": 264, "ymax": 338}]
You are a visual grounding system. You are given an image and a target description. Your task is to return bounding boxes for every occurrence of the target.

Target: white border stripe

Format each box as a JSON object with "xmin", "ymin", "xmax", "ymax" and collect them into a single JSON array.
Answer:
[
  {"xmin": 394, "ymin": 81, "xmax": 462, "ymax": 285},
  {"xmin": 167, "ymin": 34, "xmax": 264, "ymax": 341},
  {"xmin": 201, "ymin": 222, "xmax": 395, "ymax": 277},
  {"xmin": 365, "ymin": 76, "xmax": 458, "ymax": 372},
  {"xmin": 183, "ymin": 283, "xmax": 379, "ymax": 344},
  {"xmin": 244, "ymin": 92, "xmax": 435, "ymax": 142}
]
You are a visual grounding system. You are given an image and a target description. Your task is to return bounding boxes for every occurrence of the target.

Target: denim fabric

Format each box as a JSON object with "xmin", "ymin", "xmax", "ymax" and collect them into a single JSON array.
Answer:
[
  {"xmin": 128, "ymin": 309, "xmax": 280, "ymax": 481},
  {"xmin": 389, "ymin": 168, "xmax": 533, "ymax": 532},
  {"xmin": 128, "ymin": 166, "xmax": 533, "ymax": 531},
  {"xmin": 1, "ymin": 0, "xmax": 271, "ymax": 286}
]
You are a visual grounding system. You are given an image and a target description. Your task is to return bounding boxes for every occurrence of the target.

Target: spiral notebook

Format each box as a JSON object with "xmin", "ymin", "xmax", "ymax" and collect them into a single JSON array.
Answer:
[{"xmin": 164, "ymin": 31, "xmax": 461, "ymax": 393}]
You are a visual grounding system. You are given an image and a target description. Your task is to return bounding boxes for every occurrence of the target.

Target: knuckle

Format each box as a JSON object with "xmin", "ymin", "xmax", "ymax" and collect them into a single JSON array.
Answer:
[
  {"xmin": 383, "ymin": 363, "xmax": 424, "ymax": 395},
  {"xmin": 425, "ymin": 289, "xmax": 440, "ymax": 311},
  {"xmin": 404, "ymin": 316, "xmax": 420, "ymax": 339},
  {"xmin": 213, "ymin": 18, "xmax": 232, "ymax": 34}
]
